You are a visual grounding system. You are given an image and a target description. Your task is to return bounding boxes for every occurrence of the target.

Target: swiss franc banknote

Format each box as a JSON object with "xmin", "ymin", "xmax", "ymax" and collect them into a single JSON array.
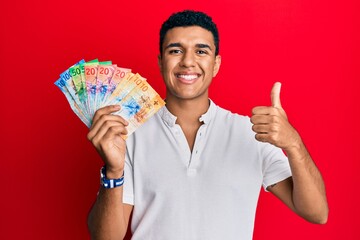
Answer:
[{"xmin": 55, "ymin": 59, "xmax": 165, "ymax": 138}]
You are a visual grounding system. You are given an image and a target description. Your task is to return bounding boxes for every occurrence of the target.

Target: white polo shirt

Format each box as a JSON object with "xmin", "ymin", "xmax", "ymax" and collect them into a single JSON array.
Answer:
[{"xmin": 123, "ymin": 100, "xmax": 292, "ymax": 240}]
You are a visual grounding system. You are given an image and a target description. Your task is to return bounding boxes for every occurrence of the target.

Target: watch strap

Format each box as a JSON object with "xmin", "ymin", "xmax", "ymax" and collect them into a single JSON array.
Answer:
[{"xmin": 100, "ymin": 166, "xmax": 124, "ymax": 188}]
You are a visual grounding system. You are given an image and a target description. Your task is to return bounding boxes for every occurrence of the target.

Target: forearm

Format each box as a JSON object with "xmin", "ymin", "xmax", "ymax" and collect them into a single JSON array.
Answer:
[
  {"xmin": 88, "ymin": 185, "xmax": 130, "ymax": 240},
  {"xmin": 286, "ymin": 141, "xmax": 329, "ymax": 224},
  {"xmin": 87, "ymin": 106, "xmax": 133, "ymax": 239}
]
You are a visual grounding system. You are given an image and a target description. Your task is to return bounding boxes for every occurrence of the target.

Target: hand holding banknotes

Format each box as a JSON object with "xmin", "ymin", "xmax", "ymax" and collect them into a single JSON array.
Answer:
[
  {"xmin": 55, "ymin": 58, "xmax": 165, "ymax": 139},
  {"xmin": 55, "ymin": 59, "xmax": 165, "ymax": 177},
  {"xmin": 87, "ymin": 105, "xmax": 129, "ymax": 178}
]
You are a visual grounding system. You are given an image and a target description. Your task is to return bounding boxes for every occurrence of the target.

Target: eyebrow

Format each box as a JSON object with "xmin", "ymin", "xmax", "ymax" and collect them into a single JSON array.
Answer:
[
  {"xmin": 164, "ymin": 42, "xmax": 212, "ymax": 50},
  {"xmin": 196, "ymin": 43, "xmax": 211, "ymax": 50}
]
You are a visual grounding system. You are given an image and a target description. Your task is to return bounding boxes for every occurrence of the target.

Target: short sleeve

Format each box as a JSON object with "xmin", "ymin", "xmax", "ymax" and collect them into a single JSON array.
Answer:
[
  {"xmin": 260, "ymin": 142, "xmax": 292, "ymax": 191},
  {"xmin": 123, "ymin": 145, "xmax": 135, "ymax": 205}
]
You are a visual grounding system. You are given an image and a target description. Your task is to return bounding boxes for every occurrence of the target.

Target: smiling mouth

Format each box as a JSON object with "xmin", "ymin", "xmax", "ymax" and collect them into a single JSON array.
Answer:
[{"xmin": 175, "ymin": 74, "xmax": 200, "ymax": 81}]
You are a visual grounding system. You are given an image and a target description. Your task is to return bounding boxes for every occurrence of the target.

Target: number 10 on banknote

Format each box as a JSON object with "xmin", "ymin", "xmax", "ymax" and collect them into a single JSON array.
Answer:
[{"xmin": 54, "ymin": 59, "xmax": 165, "ymax": 138}]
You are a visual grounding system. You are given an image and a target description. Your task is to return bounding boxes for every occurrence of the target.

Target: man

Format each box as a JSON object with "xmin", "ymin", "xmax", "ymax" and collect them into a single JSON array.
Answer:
[{"xmin": 87, "ymin": 10, "xmax": 328, "ymax": 240}]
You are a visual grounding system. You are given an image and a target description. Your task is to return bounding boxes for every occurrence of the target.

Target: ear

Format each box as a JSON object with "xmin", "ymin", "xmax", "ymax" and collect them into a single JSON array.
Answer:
[
  {"xmin": 157, "ymin": 55, "xmax": 162, "ymax": 73},
  {"xmin": 213, "ymin": 55, "xmax": 221, "ymax": 77}
]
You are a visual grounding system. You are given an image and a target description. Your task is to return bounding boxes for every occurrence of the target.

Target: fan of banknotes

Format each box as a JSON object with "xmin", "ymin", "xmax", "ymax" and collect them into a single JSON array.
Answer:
[{"xmin": 55, "ymin": 59, "xmax": 165, "ymax": 138}]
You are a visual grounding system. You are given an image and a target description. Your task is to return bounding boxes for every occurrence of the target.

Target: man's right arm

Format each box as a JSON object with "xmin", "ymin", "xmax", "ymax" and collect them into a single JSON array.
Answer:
[
  {"xmin": 86, "ymin": 105, "xmax": 133, "ymax": 239},
  {"xmin": 88, "ymin": 186, "xmax": 133, "ymax": 239}
]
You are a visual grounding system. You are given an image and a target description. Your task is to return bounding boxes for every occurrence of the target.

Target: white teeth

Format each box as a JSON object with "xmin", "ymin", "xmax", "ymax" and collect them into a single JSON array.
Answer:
[{"xmin": 177, "ymin": 74, "xmax": 198, "ymax": 80}]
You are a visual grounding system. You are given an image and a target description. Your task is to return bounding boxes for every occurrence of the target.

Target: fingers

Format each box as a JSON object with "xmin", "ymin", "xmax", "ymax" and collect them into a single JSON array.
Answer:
[
  {"xmin": 251, "ymin": 105, "xmax": 283, "ymax": 146},
  {"xmin": 89, "ymin": 114, "xmax": 128, "ymax": 137},
  {"xmin": 252, "ymin": 122, "xmax": 280, "ymax": 133},
  {"xmin": 91, "ymin": 105, "xmax": 123, "ymax": 127},
  {"xmin": 251, "ymin": 120, "xmax": 282, "ymax": 145},
  {"xmin": 251, "ymin": 114, "xmax": 281, "ymax": 135},
  {"xmin": 251, "ymin": 82, "xmax": 294, "ymax": 148},
  {"xmin": 252, "ymin": 106, "xmax": 280, "ymax": 116},
  {"xmin": 250, "ymin": 114, "xmax": 281, "ymax": 125},
  {"xmin": 88, "ymin": 105, "xmax": 129, "ymax": 141},
  {"xmin": 254, "ymin": 133, "xmax": 276, "ymax": 143},
  {"xmin": 89, "ymin": 121, "xmax": 128, "ymax": 147},
  {"xmin": 271, "ymin": 82, "xmax": 282, "ymax": 108}
]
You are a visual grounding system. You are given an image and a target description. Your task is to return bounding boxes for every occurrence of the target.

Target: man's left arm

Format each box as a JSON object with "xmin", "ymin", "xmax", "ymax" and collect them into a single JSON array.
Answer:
[{"xmin": 251, "ymin": 82, "xmax": 329, "ymax": 224}]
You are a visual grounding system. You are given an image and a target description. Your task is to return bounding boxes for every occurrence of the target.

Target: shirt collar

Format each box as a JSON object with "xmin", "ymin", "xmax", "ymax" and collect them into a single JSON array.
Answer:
[{"xmin": 159, "ymin": 99, "xmax": 216, "ymax": 127}]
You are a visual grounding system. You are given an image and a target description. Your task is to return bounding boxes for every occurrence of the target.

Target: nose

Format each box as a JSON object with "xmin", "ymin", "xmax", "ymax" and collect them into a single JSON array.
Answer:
[{"xmin": 179, "ymin": 51, "xmax": 195, "ymax": 68}]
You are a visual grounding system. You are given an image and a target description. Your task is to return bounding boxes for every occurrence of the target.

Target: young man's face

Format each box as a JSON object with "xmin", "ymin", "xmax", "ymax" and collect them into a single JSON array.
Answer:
[{"xmin": 158, "ymin": 26, "xmax": 221, "ymax": 101}]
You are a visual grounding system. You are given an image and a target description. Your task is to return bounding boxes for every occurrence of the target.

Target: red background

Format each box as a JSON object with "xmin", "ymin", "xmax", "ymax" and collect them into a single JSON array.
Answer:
[{"xmin": 1, "ymin": 0, "xmax": 359, "ymax": 239}]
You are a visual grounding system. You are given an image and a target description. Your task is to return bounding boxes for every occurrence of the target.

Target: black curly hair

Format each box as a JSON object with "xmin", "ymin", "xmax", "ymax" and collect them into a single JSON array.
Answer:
[{"xmin": 159, "ymin": 10, "xmax": 219, "ymax": 56}]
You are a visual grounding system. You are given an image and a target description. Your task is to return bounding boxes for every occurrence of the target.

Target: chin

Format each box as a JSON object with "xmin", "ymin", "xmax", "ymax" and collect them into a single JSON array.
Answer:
[{"xmin": 175, "ymin": 92, "xmax": 208, "ymax": 101}]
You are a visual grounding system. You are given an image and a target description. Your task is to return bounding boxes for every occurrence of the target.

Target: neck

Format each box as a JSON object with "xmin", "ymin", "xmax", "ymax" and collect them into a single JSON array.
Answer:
[{"xmin": 165, "ymin": 95, "xmax": 210, "ymax": 125}]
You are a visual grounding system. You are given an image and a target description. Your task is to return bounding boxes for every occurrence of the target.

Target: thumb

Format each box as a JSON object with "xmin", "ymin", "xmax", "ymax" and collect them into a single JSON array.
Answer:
[{"xmin": 271, "ymin": 82, "xmax": 282, "ymax": 108}]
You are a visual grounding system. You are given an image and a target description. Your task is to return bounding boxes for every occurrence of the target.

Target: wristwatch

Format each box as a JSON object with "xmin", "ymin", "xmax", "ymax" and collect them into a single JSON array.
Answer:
[{"xmin": 100, "ymin": 166, "xmax": 124, "ymax": 188}]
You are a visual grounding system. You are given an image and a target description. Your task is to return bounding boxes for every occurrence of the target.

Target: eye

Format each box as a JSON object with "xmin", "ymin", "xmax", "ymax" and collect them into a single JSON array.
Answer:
[
  {"xmin": 196, "ymin": 49, "xmax": 207, "ymax": 55},
  {"xmin": 169, "ymin": 49, "xmax": 182, "ymax": 54}
]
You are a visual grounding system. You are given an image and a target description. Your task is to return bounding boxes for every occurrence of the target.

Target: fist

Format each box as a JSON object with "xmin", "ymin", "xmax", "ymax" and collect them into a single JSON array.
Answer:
[
  {"xmin": 250, "ymin": 82, "xmax": 301, "ymax": 151},
  {"xmin": 87, "ymin": 105, "xmax": 129, "ymax": 177}
]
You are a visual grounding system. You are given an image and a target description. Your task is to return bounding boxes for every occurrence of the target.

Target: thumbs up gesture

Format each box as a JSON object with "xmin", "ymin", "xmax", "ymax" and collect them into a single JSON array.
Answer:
[{"xmin": 251, "ymin": 82, "xmax": 301, "ymax": 151}]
